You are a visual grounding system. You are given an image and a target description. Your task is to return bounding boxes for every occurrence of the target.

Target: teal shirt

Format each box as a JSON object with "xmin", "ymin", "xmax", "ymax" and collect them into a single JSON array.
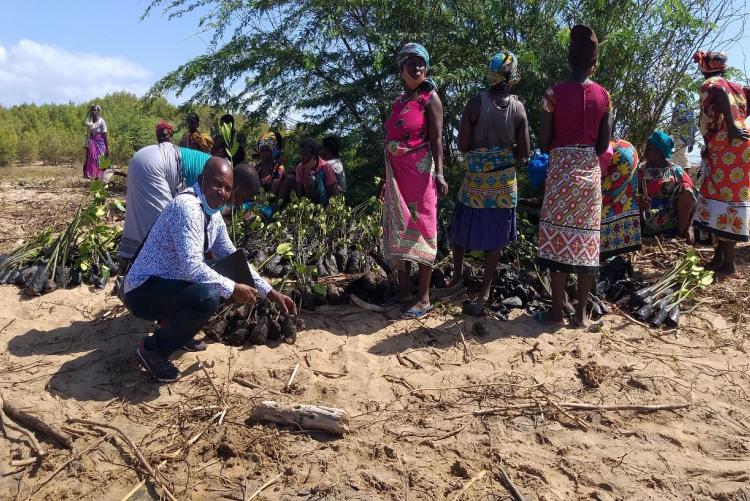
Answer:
[{"xmin": 179, "ymin": 147, "xmax": 211, "ymax": 187}]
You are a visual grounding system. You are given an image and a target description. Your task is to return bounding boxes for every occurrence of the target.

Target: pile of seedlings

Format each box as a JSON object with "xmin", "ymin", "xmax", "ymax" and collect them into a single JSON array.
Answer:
[
  {"xmin": 206, "ymin": 196, "xmax": 385, "ymax": 345},
  {"xmin": 0, "ymin": 182, "xmax": 123, "ymax": 296},
  {"xmin": 597, "ymin": 249, "xmax": 712, "ymax": 327}
]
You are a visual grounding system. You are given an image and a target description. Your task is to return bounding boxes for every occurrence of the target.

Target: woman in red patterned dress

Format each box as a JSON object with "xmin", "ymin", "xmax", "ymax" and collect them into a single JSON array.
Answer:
[
  {"xmin": 536, "ymin": 25, "xmax": 612, "ymax": 328},
  {"xmin": 692, "ymin": 51, "xmax": 750, "ymax": 280}
]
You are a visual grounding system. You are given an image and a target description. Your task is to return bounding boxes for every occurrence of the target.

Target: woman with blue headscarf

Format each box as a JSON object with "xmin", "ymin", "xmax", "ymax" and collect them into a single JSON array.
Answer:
[
  {"xmin": 638, "ymin": 130, "xmax": 696, "ymax": 241},
  {"xmin": 378, "ymin": 42, "xmax": 448, "ymax": 319},
  {"xmin": 448, "ymin": 50, "xmax": 529, "ymax": 316}
]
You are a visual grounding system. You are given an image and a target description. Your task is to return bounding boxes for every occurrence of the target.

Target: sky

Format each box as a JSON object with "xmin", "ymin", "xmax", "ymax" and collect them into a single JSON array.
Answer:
[
  {"xmin": 0, "ymin": 1, "xmax": 748, "ymax": 107},
  {"xmin": 0, "ymin": 0, "xmax": 210, "ymax": 106}
]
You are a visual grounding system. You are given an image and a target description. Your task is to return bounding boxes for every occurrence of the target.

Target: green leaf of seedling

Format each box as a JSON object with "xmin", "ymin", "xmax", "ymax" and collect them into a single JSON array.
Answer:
[
  {"xmin": 699, "ymin": 274, "xmax": 714, "ymax": 286},
  {"xmin": 79, "ymin": 261, "xmax": 89, "ymax": 271},
  {"xmin": 276, "ymin": 243, "xmax": 293, "ymax": 257},
  {"xmin": 312, "ymin": 283, "xmax": 327, "ymax": 296},
  {"xmin": 95, "ymin": 207, "xmax": 106, "ymax": 218},
  {"xmin": 112, "ymin": 199, "xmax": 125, "ymax": 212}
]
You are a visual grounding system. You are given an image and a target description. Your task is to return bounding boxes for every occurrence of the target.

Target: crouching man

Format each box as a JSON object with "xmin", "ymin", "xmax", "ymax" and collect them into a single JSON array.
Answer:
[{"xmin": 123, "ymin": 157, "xmax": 295, "ymax": 382}]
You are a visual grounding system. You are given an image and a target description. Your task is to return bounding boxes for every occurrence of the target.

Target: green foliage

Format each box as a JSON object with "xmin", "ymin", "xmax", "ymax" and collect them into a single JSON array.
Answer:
[
  {"xmin": 0, "ymin": 93, "xmax": 185, "ymax": 167},
  {"xmin": 0, "ymin": 123, "xmax": 18, "ymax": 166},
  {"xmin": 146, "ymin": 0, "xmax": 745, "ymax": 201}
]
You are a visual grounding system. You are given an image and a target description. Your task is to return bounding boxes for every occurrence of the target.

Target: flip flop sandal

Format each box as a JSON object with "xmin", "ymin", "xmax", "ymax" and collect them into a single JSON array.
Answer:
[
  {"xmin": 402, "ymin": 305, "xmax": 433, "ymax": 320},
  {"xmin": 533, "ymin": 310, "xmax": 566, "ymax": 327}
]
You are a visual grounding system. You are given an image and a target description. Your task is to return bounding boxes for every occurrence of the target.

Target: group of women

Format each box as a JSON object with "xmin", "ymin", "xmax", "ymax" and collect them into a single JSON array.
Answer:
[{"xmin": 382, "ymin": 26, "xmax": 750, "ymax": 325}]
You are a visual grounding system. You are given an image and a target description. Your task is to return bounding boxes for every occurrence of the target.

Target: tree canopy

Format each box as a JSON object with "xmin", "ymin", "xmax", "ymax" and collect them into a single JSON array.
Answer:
[{"xmin": 147, "ymin": 0, "xmax": 746, "ymax": 158}]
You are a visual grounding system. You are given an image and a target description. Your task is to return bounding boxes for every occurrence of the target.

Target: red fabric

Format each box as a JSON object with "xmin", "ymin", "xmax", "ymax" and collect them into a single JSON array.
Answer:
[
  {"xmin": 295, "ymin": 158, "xmax": 336, "ymax": 187},
  {"xmin": 542, "ymin": 82, "xmax": 611, "ymax": 149},
  {"xmin": 699, "ymin": 77, "xmax": 749, "ymax": 143}
]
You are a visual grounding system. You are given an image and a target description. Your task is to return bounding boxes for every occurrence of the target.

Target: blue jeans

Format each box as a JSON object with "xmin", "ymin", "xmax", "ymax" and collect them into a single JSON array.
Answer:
[{"xmin": 124, "ymin": 277, "xmax": 220, "ymax": 356}]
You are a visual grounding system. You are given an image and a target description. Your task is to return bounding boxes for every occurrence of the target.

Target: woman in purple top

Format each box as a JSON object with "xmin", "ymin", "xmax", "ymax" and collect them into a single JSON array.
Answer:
[{"xmin": 536, "ymin": 24, "xmax": 612, "ymax": 328}]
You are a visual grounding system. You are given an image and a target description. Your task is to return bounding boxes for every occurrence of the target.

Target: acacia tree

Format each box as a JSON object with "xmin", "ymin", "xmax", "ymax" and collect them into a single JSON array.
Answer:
[{"xmin": 146, "ymin": 0, "xmax": 746, "ymax": 192}]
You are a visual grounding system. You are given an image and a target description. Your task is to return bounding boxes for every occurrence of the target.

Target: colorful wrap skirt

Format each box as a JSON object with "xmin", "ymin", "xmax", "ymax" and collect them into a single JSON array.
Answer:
[
  {"xmin": 693, "ymin": 118, "xmax": 750, "ymax": 242},
  {"xmin": 451, "ymin": 146, "xmax": 517, "ymax": 250},
  {"xmin": 600, "ymin": 139, "xmax": 641, "ymax": 258},
  {"xmin": 537, "ymin": 146, "xmax": 602, "ymax": 274}
]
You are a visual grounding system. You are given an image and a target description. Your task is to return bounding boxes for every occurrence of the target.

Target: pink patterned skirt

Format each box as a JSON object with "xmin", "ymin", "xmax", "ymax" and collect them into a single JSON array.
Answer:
[{"xmin": 537, "ymin": 146, "xmax": 602, "ymax": 274}]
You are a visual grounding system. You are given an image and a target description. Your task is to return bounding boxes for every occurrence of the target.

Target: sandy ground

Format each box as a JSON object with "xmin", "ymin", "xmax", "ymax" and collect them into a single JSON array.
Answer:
[{"xmin": 0, "ymin": 167, "xmax": 749, "ymax": 500}]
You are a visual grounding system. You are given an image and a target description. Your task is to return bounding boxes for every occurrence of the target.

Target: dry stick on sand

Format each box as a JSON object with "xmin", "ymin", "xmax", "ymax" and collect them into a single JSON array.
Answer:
[
  {"xmin": 247, "ymin": 472, "xmax": 283, "ymax": 500},
  {"xmin": 450, "ymin": 470, "xmax": 487, "ymax": 501},
  {"xmin": 68, "ymin": 419, "xmax": 177, "ymax": 501},
  {"xmin": 197, "ymin": 356, "xmax": 229, "ymax": 424},
  {"xmin": 447, "ymin": 402, "xmax": 689, "ymax": 420},
  {"xmin": 1, "ymin": 394, "xmax": 73, "ymax": 449},
  {"xmin": 29, "ymin": 434, "xmax": 110, "ymax": 496},
  {"xmin": 0, "ymin": 402, "xmax": 45, "ymax": 458},
  {"xmin": 458, "ymin": 327, "xmax": 470, "ymax": 363},
  {"xmin": 286, "ymin": 363, "xmax": 300, "ymax": 390},
  {"xmin": 120, "ymin": 460, "xmax": 168, "ymax": 501},
  {"xmin": 232, "ymin": 376, "xmax": 283, "ymax": 395},
  {"xmin": 496, "ymin": 464, "xmax": 525, "ymax": 501}
]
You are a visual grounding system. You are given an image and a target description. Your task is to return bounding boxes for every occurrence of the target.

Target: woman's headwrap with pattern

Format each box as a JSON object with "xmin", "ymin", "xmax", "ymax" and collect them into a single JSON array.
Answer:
[
  {"xmin": 488, "ymin": 50, "xmax": 519, "ymax": 87},
  {"xmin": 155, "ymin": 119, "xmax": 175, "ymax": 137},
  {"xmin": 397, "ymin": 42, "xmax": 430, "ymax": 69},
  {"xmin": 648, "ymin": 130, "xmax": 675, "ymax": 160},
  {"xmin": 192, "ymin": 132, "xmax": 213, "ymax": 153},
  {"xmin": 693, "ymin": 51, "xmax": 728, "ymax": 74}
]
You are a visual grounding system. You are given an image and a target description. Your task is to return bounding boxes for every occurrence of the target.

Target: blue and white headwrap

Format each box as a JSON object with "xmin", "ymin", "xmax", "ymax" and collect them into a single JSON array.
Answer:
[{"xmin": 397, "ymin": 43, "xmax": 430, "ymax": 69}]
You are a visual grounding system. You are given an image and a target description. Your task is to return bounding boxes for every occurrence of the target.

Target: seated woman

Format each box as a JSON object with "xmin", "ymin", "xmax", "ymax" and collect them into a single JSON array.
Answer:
[
  {"xmin": 600, "ymin": 139, "xmax": 641, "ymax": 258},
  {"xmin": 278, "ymin": 138, "xmax": 338, "ymax": 206},
  {"xmin": 638, "ymin": 131, "xmax": 696, "ymax": 242},
  {"xmin": 255, "ymin": 132, "xmax": 285, "ymax": 196}
]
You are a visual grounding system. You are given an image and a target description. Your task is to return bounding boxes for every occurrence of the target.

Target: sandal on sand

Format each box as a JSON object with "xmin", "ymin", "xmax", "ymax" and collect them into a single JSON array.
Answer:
[
  {"xmin": 402, "ymin": 305, "xmax": 433, "ymax": 319},
  {"xmin": 462, "ymin": 300, "xmax": 485, "ymax": 317},
  {"xmin": 533, "ymin": 311, "xmax": 565, "ymax": 327}
]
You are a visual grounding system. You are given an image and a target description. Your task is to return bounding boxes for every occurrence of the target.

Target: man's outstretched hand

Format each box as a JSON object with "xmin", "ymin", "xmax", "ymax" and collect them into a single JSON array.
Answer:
[
  {"xmin": 268, "ymin": 289, "xmax": 297, "ymax": 315},
  {"xmin": 232, "ymin": 283, "xmax": 259, "ymax": 304}
]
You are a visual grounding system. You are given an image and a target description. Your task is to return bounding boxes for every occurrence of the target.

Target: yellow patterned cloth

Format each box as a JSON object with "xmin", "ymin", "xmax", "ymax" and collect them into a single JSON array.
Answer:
[{"xmin": 456, "ymin": 147, "xmax": 517, "ymax": 209}]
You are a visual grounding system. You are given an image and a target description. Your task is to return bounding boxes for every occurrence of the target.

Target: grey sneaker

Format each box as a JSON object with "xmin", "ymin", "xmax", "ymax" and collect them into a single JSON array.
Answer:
[{"xmin": 136, "ymin": 340, "xmax": 180, "ymax": 383}]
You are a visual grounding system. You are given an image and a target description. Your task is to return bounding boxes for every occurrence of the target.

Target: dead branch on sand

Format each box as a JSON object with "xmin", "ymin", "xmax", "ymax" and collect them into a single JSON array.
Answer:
[
  {"xmin": 448, "ymin": 401, "xmax": 690, "ymax": 420},
  {"xmin": 1, "ymin": 396, "xmax": 72, "ymax": 449},
  {"xmin": 68, "ymin": 418, "xmax": 177, "ymax": 501}
]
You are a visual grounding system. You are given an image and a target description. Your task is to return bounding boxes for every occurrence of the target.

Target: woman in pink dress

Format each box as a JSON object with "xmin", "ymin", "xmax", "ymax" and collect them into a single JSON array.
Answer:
[
  {"xmin": 536, "ymin": 25, "xmax": 612, "ymax": 328},
  {"xmin": 82, "ymin": 105, "xmax": 109, "ymax": 179},
  {"xmin": 379, "ymin": 43, "xmax": 448, "ymax": 319}
]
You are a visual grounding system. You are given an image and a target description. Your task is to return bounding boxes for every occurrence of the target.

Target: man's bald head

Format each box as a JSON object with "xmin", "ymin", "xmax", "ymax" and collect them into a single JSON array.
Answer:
[
  {"xmin": 232, "ymin": 163, "xmax": 261, "ymax": 207},
  {"xmin": 200, "ymin": 157, "xmax": 234, "ymax": 210}
]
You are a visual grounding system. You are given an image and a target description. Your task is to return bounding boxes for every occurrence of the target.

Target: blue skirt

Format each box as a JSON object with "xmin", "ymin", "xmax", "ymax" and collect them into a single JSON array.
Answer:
[{"xmin": 450, "ymin": 202, "xmax": 517, "ymax": 250}]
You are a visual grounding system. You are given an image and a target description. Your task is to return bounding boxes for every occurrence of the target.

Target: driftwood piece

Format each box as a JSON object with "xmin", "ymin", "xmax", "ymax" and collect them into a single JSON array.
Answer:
[
  {"xmin": 250, "ymin": 401, "xmax": 350, "ymax": 435},
  {"xmin": 1, "ymin": 395, "xmax": 72, "ymax": 448}
]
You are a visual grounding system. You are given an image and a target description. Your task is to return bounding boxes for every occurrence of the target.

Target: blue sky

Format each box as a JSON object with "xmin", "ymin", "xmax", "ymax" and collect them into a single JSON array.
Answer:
[
  {"xmin": 0, "ymin": 0, "xmax": 209, "ymax": 105},
  {"xmin": 0, "ymin": 0, "xmax": 748, "ymax": 106}
]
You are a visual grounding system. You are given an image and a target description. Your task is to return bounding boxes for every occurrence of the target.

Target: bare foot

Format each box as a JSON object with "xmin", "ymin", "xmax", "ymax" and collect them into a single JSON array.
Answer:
[{"xmin": 573, "ymin": 314, "xmax": 591, "ymax": 328}]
